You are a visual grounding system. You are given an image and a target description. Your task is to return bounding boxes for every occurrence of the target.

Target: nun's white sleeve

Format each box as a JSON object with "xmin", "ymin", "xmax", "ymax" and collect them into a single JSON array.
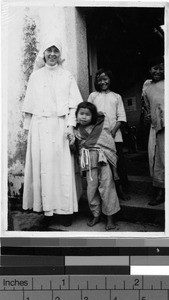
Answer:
[
  {"xmin": 87, "ymin": 93, "xmax": 93, "ymax": 103},
  {"xmin": 67, "ymin": 109, "xmax": 76, "ymax": 127},
  {"xmin": 87, "ymin": 92, "xmax": 97, "ymax": 104},
  {"xmin": 23, "ymin": 113, "xmax": 32, "ymax": 130},
  {"xmin": 68, "ymin": 76, "xmax": 83, "ymax": 108},
  {"xmin": 67, "ymin": 76, "xmax": 83, "ymax": 127}
]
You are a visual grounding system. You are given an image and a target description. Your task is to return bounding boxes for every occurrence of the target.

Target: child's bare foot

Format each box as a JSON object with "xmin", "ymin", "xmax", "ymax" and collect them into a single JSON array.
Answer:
[
  {"xmin": 105, "ymin": 216, "xmax": 117, "ymax": 231},
  {"xmin": 87, "ymin": 216, "xmax": 100, "ymax": 227}
]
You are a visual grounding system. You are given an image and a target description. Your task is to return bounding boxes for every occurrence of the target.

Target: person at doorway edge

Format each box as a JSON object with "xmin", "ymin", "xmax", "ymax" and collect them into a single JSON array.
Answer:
[
  {"xmin": 142, "ymin": 57, "xmax": 164, "ymax": 206},
  {"xmin": 22, "ymin": 36, "xmax": 83, "ymax": 229},
  {"xmin": 88, "ymin": 69, "xmax": 130, "ymax": 200}
]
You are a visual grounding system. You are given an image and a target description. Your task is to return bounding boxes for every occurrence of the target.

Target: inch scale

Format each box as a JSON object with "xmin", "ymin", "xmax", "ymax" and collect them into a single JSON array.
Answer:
[{"xmin": 1, "ymin": 275, "xmax": 169, "ymax": 300}]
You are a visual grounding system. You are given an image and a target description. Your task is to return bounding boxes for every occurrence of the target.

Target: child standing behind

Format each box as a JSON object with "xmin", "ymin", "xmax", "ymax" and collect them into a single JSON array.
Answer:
[
  {"xmin": 142, "ymin": 57, "xmax": 164, "ymax": 205},
  {"xmin": 88, "ymin": 69, "xmax": 129, "ymax": 200},
  {"xmin": 74, "ymin": 102, "xmax": 120, "ymax": 231}
]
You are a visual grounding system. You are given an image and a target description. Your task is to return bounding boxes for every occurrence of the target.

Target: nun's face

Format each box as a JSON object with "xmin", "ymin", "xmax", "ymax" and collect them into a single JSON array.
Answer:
[{"xmin": 44, "ymin": 46, "xmax": 60, "ymax": 66}]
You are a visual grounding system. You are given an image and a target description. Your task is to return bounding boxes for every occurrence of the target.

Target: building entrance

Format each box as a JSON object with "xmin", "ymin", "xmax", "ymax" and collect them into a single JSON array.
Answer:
[
  {"xmin": 78, "ymin": 6, "xmax": 164, "ymax": 149},
  {"xmin": 83, "ymin": 6, "xmax": 164, "ymax": 94}
]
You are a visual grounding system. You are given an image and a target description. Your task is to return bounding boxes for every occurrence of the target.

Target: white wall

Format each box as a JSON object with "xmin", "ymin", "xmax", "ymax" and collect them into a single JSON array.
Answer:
[
  {"xmin": 7, "ymin": 6, "xmax": 25, "ymax": 161},
  {"xmin": 5, "ymin": 5, "xmax": 89, "ymax": 195}
]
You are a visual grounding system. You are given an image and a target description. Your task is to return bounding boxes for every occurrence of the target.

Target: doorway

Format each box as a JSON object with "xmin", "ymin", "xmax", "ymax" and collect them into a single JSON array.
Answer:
[
  {"xmin": 83, "ymin": 6, "xmax": 164, "ymax": 94},
  {"xmin": 78, "ymin": 6, "xmax": 164, "ymax": 149}
]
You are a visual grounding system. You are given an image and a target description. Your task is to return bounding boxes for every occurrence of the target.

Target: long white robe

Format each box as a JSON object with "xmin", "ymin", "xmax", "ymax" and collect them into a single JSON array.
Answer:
[
  {"xmin": 142, "ymin": 80, "xmax": 164, "ymax": 188},
  {"xmin": 22, "ymin": 64, "xmax": 83, "ymax": 216}
]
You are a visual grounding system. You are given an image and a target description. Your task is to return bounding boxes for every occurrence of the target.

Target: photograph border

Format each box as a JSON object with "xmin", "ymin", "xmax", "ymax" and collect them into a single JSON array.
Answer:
[{"xmin": 1, "ymin": 0, "xmax": 169, "ymax": 242}]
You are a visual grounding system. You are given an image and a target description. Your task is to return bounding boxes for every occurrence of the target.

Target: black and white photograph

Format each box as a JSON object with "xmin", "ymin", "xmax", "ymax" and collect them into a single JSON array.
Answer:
[{"xmin": 1, "ymin": 0, "xmax": 168, "ymax": 236}]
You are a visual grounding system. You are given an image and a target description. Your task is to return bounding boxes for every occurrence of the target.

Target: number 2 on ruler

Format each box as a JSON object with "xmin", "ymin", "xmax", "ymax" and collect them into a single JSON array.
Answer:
[{"xmin": 134, "ymin": 279, "xmax": 140, "ymax": 286}]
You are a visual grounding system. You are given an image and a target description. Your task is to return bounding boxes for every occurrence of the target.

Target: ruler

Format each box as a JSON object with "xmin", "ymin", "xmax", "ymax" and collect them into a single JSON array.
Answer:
[{"xmin": 1, "ymin": 275, "xmax": 169, "ymax": 300}]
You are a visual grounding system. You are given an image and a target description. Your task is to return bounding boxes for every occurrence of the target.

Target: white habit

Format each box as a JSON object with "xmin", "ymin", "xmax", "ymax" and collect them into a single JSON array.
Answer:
[{"xmin": 22, "ymin": 64, "xmax": 83, "ymax": 216}]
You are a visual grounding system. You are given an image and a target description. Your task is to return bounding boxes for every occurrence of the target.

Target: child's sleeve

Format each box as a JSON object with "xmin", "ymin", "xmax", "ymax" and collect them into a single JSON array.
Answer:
[
  {"xmin": 87, "ymin": 93, "xmax": 93, "ymax": 103},
  {"xmin": 141, "ymin": 82, "xmax": 151, "ymax": 125},
  {"xmin": 116, "ymin": 95, "xmax": 127, "ymax": 122}
]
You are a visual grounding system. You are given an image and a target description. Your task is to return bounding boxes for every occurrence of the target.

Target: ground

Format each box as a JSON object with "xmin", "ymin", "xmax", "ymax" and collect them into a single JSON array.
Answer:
[
  {"xmin": 10, "ymin": 209, "xmax": 164, "ymax": 232},
  {"xmin": 8, "ymin": 151, "xmax": 165, "ymax": 233}
]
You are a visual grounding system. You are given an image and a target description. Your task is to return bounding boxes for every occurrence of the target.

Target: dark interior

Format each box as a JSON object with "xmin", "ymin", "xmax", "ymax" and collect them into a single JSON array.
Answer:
[{"xmin": 80, "ymin": 7, "xmax": 164, "ymax": 94}]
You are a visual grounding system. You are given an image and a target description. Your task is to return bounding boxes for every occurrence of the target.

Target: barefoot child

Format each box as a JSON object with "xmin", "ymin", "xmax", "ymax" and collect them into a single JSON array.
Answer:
[{"xmin": 74, "ymin": 102, "xmax": 120, "ymax": 230}]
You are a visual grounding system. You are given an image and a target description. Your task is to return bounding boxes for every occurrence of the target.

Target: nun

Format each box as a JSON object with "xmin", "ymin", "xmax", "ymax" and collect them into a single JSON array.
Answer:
[{"xmin": 22, "ymin": 36, "xmax": 83, "ymax": 228}]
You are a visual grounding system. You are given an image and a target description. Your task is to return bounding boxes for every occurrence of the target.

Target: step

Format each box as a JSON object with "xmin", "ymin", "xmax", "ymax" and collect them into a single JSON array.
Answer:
[
  {"xmin": 128, "ymin": 175, "xmax": 153, "ymax": 195},
  {"xmin": 79, "ymin": 191, "xmax": 165, "ymax": 227},
  {"xmin": 118, "ymin": 193, "xmax": 164, "ymax": 227}
]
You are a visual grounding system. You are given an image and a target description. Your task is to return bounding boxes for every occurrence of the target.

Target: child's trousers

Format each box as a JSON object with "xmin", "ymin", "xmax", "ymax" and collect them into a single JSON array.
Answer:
[{"xmin": 86, "ymin": 164, "xmax": 120, "ymax": 217}]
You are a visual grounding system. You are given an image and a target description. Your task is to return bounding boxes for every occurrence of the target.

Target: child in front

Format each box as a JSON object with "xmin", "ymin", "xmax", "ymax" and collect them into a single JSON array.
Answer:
[{"xmin": 74, "ymin": 102, "xmax": 120, "ymax": 230}]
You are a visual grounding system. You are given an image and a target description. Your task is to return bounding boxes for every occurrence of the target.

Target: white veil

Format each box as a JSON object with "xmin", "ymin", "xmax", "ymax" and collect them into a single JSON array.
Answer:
[{"xmin": 34, "ymin": 36, "xmax": 64, "ymax": 71}]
